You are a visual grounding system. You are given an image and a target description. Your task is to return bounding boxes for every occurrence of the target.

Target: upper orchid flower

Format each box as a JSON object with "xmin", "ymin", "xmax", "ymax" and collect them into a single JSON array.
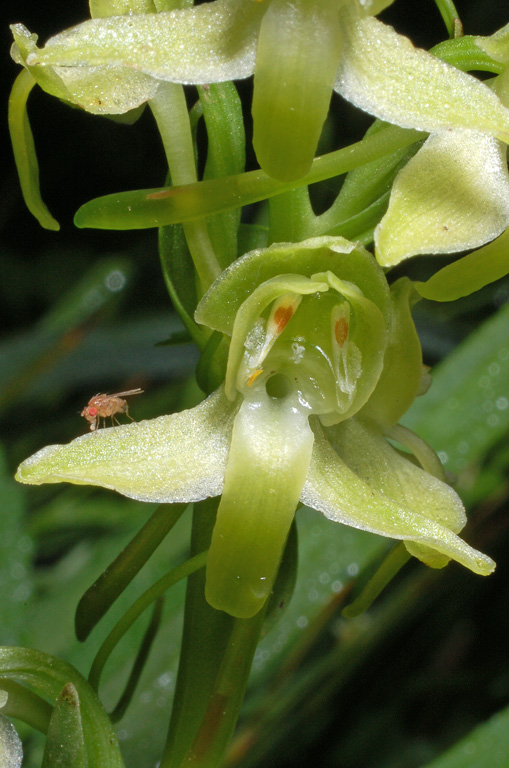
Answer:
[
  {"xmin": 10, "ymin": 0, "xmax": 509, "ymax": 190},
  {"xmin": 15, "ymin": 237, "xmax": 495, "ymax": 619},
  {"xmin": 374, "ymin": 22, "xmax": 509, "ymax": 268}
]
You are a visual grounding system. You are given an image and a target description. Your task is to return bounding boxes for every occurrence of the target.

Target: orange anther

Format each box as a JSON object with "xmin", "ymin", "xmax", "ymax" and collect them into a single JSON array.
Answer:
[
  {"xmin": 273, "ymin": 305, "xmax": 294, "ymax": 334},
  {"xmin": 247, "ymin": 369, "xmax": 264, "ymax": 387},
  {"xmin": 335, "ymin": 317, "xmax": 349, "ymax": 347}
]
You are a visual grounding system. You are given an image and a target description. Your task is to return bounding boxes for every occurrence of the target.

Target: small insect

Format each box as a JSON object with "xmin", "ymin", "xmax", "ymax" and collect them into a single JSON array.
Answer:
[{"xmin": 81, "ymin": 389, "xmax": 144, "ymax": 431}]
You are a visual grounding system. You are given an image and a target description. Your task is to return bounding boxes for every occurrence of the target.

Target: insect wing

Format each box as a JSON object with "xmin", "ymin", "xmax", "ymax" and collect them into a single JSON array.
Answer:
[{"xmin": 110, "ymin": 388, "xmax": 144, "ymax": 397}]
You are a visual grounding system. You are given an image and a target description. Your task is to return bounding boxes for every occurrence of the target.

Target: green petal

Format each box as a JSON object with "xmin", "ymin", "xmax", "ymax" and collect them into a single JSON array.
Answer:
[
  {"xmin": 415, "ymin": 227, "xmax": 509, "ymax": 302},
  {"xmin": 475, "ymin": 23, "xmax": 509, "ymax": 65},
  {"xmin": 206, "ymin": 391, "xmax": 314, "ymax": 618},
  {"xmin": 196, "ymin": 236, "xmax": 390, "ymax": 337},
  {"xmin": 303, "ymin": 420, "xmax": 495, "ymax": 575},
  {"xmin": 23, "ymin": 0, "xmax": 262, "ymax": 87},
  {"xmin": 16, "ymin": 388, "xmax": 237, "ymax": 503},
  {"xmin": 252, "ymin": 0, "xmax": 343, "ymax": 181},
  {"xmin": 335, "ymin": 16, "xmax": 509, "ymax": 143},
  {"xmin": 317, "ymin": 270, "xmax": 387, "ymax": 422},
  {"xmin": 375, "ymin": 131, "xmax": 509, "ymax": 266}
]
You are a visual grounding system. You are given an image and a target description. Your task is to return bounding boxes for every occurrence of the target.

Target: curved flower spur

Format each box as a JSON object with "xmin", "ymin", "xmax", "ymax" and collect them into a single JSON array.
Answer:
[{"xmin": 15, "ymin": 237, "xmax": 495, "ymax": 619}]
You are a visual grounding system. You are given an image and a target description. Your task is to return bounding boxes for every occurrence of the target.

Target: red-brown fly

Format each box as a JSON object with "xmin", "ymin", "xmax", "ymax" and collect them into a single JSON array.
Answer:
[{"xmin": 81, "ymin": 389, "xmax": 144, "ymax": 431}]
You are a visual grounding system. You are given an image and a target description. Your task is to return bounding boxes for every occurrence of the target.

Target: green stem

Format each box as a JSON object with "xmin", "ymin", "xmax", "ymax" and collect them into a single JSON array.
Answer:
[
  {"xmin": 76, "ymin": 503, "xmax": 187, "ymax": 640},
  {"xmin": 267, "ymin": 187, "xmax": 316, "ymax": 244},
  {"xmin": 161, "ymin": 499, "xmax": 266, "ymax": 768},
  {"xmin": 88, "ymin": 552, "xmax": 208, "ymax": 692},
  {"xmin": 433, "ymin": 0, "xmax": 462, "ymax": 38},
  {"xmin": 150, "ymin": 82, "xmax": 221, "ymax": 288}
]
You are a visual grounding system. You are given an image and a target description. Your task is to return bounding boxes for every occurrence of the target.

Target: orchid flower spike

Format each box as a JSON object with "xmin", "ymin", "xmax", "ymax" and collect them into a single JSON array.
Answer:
[
  {"xmin": 16, "ymin": 237, "xmax": 495, "ymax": 619},
  {"xmin": 10, "ymin": 0, "xmax": 509, "ymax": 195}
]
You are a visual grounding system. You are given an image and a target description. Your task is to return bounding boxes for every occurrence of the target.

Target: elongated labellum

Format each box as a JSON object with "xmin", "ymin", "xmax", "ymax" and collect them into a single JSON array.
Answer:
[{"xmin": 205, "ymin": 390, "xmax": 314, "ymax": 618}]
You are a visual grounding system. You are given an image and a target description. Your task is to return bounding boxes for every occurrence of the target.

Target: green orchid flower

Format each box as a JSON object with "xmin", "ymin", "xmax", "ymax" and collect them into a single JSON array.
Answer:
[
  {"xmin": 10, "ymin": 0, "xmax": 509, "ymax": 190},
  {"xmin": 375, "ymin": 23, "xmax": 509, "ymax": 269},
  {"xmin": 15, "ymin": 237, "xmax": 495, "ymax": 619}
]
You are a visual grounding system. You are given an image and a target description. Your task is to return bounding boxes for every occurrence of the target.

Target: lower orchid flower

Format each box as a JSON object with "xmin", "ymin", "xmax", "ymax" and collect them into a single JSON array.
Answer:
[{"xmin": 15, "ymin": 237, "xmax": 495, "ymax": 619}]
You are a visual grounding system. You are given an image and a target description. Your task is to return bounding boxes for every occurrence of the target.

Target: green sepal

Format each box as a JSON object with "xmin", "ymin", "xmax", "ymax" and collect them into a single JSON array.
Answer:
[
  {"xmin": 375, "ymin": 131, "xmax": 509, "ymax": 266},
  {"xmin": 252, "ymin": 0, "xmax": 343, "ymax": 181},
  {"xmin": 16, "ymin": 388, "xmax": 238, "ymax": 504},
  {"xmin": 11, "ymin": 23, "xmax": 158, "ymax": 116},
  {"xmin": 336, "ymin": 15, "xmax": 509, "ymax": 143},
  {"xmin": 206, "ymin": 390, "xmax": 314, "ymax": 618},
  {"xmin": 16, "ymin": 0, "xmax": 263, "ymax": 112},
  {"xmin": 303, "ymin": 420, "xmax": 495, "ymax": 576},
  {"xmin": 414, "ymin": 227, "xmax": 509, "ymax": 302},
  {"xmin": 90, "ymin": 0, "xmax": 156, "ymax": 15},
  {"xmin": 361, "ymin": 278, "xmax": 422, "ymax": 427},
  {"xmin": 41, "ymin": 684, "xmax": 86, "ymax": 768}
]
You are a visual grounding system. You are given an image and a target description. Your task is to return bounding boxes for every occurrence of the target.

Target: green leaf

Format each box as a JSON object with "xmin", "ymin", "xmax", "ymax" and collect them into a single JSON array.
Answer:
[
  {"xmin": 0, "ymin": 445, "xmax": 32, "ymax": 646},
  {"xmin": 0, "ymin": 648, "xmax": 124, "ymax": 768},
  {"xmin": 75, "ymin": 503, "xmax": 187, "ymax": 640},
  {"xmin": 403, "ymin": 301, "xmax": 509, "ymax": 479},
  {"xmin": 422, "ymin": 703, "xmax": 509, "ymax": 768}
]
